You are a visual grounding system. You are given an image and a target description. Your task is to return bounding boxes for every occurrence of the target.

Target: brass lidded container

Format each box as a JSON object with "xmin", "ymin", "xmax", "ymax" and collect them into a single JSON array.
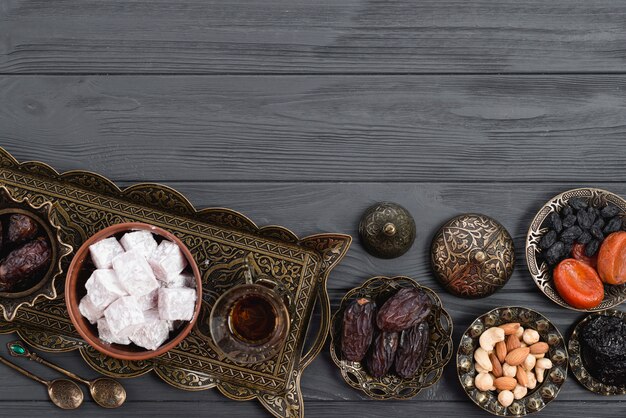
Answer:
[
  {"xmin": 358, "ymin": 202, "xmax": 416, "ymax": 259},
  {"xmin": 430, "ymin": 213, "xmax": 514, "ymax": 298}
]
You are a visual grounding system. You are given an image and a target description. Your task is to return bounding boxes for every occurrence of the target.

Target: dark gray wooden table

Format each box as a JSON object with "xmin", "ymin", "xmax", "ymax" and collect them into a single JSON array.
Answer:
[{"xmin": 1, "ymin": 0, "xmax": 625, "ymax": 416}]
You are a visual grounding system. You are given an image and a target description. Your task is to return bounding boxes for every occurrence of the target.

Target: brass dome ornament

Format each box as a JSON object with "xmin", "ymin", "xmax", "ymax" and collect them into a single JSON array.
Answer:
[
  {"xmin": 358, "ymin": 202, "xmax": 416, "ymax": 259},
  {"xmin": 431, "ymin": 213, "xmax": 515, "ymax": 298}
]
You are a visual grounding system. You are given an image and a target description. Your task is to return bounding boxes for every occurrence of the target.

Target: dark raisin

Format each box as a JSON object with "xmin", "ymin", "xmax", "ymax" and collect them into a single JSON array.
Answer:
[
  {"xmin": 562, "ymin": 205, "xmax": 573, "ymax": 217},
  {"xmin": 577, "ymin": 231, "xmax": 592, "ymax": 244},
  {"xmin": 539, "ymin": 230, "xmax": 557, "ymax": 250},
  {"xmin": 590, "ymin": 225, "xmax": 604, "ymax": 240},
  {"xmin": 563, "ymin": 241, "xmax": 574, "ymax": 257},
  {"xmin": 587, "ymin": 207, "xmax": 598, "ymax": 225},
  {"xmin": 577, "ymin": 210, "xmax": 592, "ymax": 230},
  {"xmin": 585, "ymin": 239, "xmax": 600, "ymax": 257},
  {"xmin": 548, "ymin": 213, "xmax": 563, "ymax": 233},
  {"xmin": 603, "ymin": 217, "xmax": 623, "ymax": 234},
  {"xmin": 569, "ymin": 198, "xmax": 588, "ymax": 211},
  {"xmin": 560, "ymin": 226, "xmax": 582, "ymax": 243},
  {"xmin": 601, "ymin": 204, "xmax": 620, "ymax": 218},
  {"xmin": 592, "ymin": 217, "xmax": 605, "ymax": 230},
  {"xmin": 544, "ymin": 242, "xmax": 564, "ymax": 265},
  {"xmin": 562, "ymin": 214, "xmax": 577, "ymax": 228}
]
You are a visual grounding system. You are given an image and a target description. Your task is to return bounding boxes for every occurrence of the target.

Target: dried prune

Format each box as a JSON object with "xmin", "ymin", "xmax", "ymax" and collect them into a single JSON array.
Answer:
[
  {"xmin": 577, "ymin": 210, "xmax": 592, "ymax": 230},
  {"xmin": 570, "ymin": 198, "xmax": 588, "ymax": 211},
  {"xmin": 377, "ymin": 287, "xmax": 431, "ymax": 332},
  {"xmin": 601, "ymin": 204, "xmax": 620, "ymax": 219},
  {"xmin": 562, "ymin": 214, "xmax": 577, "ymax": 228},
  {"xmin": 367, "ymin": 331, "xmax": 399, "ymax": 378},
  {"xmin": 603, "ymin": 217, "xmax": 623, "ymax": 234},
  {"xmin": 7, "ymin": 214, "xmax": 39, "ymax": 245},
  {"xmin": 0, "ymin": 237, "xmax": 51, "ymax": 292},
  {"xmin": 585, "ymin": 239, "xmax": 600, "ymax": 257},
  {"xmin": 545, "ymin": 241, "xmax": 565, "ymax": 265},
  {"xmin": 341, "ymin": 297, "xmax": 376, "ymax": 362},
  {"xmin": 395, "ymin": 321, "xmax": 430, "ymax": 379},
  {"xmin": 578, "ymin": 231, "xmax": 592, "ymax": 244},
  {"xmin": 548, "ymin": 213, "xmax": 563, "ymax": 233},
  {"xmin": 539, "ymin": 230, "xmax": 557, "ymax": 250},
  {"xmin": 560, "ymin": 226, "xmax": 582, "ymax": 243}
]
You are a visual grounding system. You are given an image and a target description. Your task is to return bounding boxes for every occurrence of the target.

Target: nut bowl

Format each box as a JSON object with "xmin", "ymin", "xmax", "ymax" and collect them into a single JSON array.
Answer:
[
  {"xmin": 457, "ymin": 306, "xmax": 568, "ymax": 416},
  {"xmin": 568, "ymin": 309, "xmax": 626, "ymax": 395},
  {"xmin": 329, "ymin": 276, "xmax": 453, "ymax": 400},
  {"xmin": 0, "ymin": 186, "xmax": 73, "ymax": 321},
  {"xmin": 66, "ymin": 222, "xmax": 202, "ymax": 361},
  {"xmin": 526, "ymin": 188, "xmax": 626, "ymax": 311}
]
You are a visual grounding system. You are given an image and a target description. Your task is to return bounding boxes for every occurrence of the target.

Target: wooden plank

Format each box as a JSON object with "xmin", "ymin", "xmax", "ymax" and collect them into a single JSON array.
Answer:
[
  {"xmin": 2, "ymin": 75, "xmax": 626, "ymax": 182},
  {"xmin": 0, "ymin": 181, "xmax": 623, "ymax": 410},
  {"xmin": 2, "ymin": 0, "xmax": 626, "ymax": 74}
]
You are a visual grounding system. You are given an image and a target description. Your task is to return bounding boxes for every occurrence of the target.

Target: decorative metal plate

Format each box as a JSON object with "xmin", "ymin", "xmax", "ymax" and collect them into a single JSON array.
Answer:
[
  {"xmin": 457, "ymin": 306, "xmax": 568, "ymax": 417},
  {"xmin": 526, "ymin": 188, "xmax": 626, "ymax": 311},
  {"xmin": 329, "ymin": 276, "xmax": 453, "ymax": 400},
  {"xmin": 0, "ymin": 186, "xmax": 73, "ymax": 321},
  {"xmin": 0, "ymin": 147, "xmax": 351, "ymax": 418},
  {"xmin": 431, "ymin": 214, "xmax": 515, "ymax": 298},
  {"xmin": 568, "ymin": 309, "xmax": 626, "ymax": 395}
]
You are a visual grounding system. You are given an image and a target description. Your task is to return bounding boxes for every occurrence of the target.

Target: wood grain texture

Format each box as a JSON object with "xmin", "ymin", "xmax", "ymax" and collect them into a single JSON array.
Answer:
[
  {"xmin": 2, "ymin": 76, "xmax": 626, "ymax": 183},
  {"xmin": 0, "ymin": 180, "xmax": 623, "ymax": 416},
  {"xmin": 2, "ymin": 0, "xmax": 626, "ymax": 74}
]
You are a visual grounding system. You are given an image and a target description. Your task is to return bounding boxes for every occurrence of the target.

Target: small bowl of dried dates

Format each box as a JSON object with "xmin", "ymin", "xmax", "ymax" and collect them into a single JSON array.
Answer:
[
  {"xmin": 457, "ymin": 306, "xmax": 568, "ymax": 416},
  {"xmin": 526, "ymin": 188, "xmax": 626, "ymax": 311},
  {"xmin": 0, "ymin": 186, "xmax": 73, "ymax": 321},
  {"xmin": 329, "ymin": 276, "xmax": 453, "ymax": 400}
]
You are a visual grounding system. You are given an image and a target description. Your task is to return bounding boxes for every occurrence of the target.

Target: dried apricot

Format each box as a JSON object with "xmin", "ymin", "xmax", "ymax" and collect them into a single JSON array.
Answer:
[
  {"xmin": 597, "ymin": 231, "xmax": 626, "ymax": 285},
  {"xmin": 553, "ymin": 258, "xmax": 604, "ymax": 309}
]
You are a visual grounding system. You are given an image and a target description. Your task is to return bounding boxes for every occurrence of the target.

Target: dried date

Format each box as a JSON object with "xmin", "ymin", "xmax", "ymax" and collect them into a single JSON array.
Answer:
[
  {"xmin": 0, "ymin": 237, "xmax": 51, "ymax": 292},
  {"xmin": 341, "ymin": 297, "xmax": 376, "ymax": 362},
  {"xmin": 7, "ymin": 214, "xmax": 39, "ymax": 245},
  {"xmin": 395, "ymin": 321, "xmax": 430, "ymax": 379},
  {"xmin": 367, "ymin": 331, "xmax": 399, "ymax": 378},
  {"xmin": 376, "ymin": 287, "xmax": 431, "ymax": 332}
]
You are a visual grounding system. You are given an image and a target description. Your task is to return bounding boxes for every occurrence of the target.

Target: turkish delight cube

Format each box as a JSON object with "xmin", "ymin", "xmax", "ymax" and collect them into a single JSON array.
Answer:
[
  {"xmin": 158, "ymin": 287, "xmax": 196, "ymax": 321},
  {"xmin": 164, "ymin": 271, "xmax": 194, "ymax": 288},
  {"xmin": 104, "ymin": 296, "xmax": 145, "ymax": 336},
  {"xmin": 149, "ymin": 240, "xmax": 188, "ymax": 281},
  {"xmin": 120, "ymin": 230, "xmax": 158, "ymax": 259},
  {"xmin": 112, "ymin": 250, "xmax": 159, "ymax": 297},
  {"xmin": 78, "ymin": 295, "xmax": 104, "ymax": 324},
  {"xmin": 89, "ymin": 237, "xmax": 124, "ymax": 269},
  {"xmin": 97, "ymin": 317, "xmax": 132, "ymax": 345},
  {"xmin": 137, "ymin": 288, "xmax": 158, "ymax": 311},
  {"xmin": 84, "ymin": 269, "xmax": 127, "ymax": 310},
  {"xmin": 130, "ymin": 309, "xmax": 170, "ymax": 350}
]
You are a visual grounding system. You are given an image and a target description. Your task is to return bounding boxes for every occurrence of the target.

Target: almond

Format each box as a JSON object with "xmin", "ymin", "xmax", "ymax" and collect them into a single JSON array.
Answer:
[
  {"xmin": 494, "ymin": 376, "xmax": 517, "ymax": 391},
  {"xmin": 506, "ymin": 334, "xmax": 521, "ymax": 352},
  {"xmin": 529, "ymin": 342, "xmax": 549, "ymax": 354},
  {"xmin": 499, "ymin": 322, "xmax": 520, "ymax": 335},
  {"xmin": 505, "ymin": 347, "xmax": 530, "ymax": 366},
  {"xmin": 516, "ymin": 365, "xmax": 528, "ymax": 387},
  {"xmin": 490, "ymin": 353, "xmax": 503, "ymax": 378},
  {"xmin": 495, "ymin": 341, "xmax": 507, "ymax": 363}
]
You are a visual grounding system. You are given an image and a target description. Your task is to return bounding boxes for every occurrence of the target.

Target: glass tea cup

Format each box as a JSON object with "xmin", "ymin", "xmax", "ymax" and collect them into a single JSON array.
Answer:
[{"xmin": 209, "ymin": 255, "xmax": 290, "ymax": 364}]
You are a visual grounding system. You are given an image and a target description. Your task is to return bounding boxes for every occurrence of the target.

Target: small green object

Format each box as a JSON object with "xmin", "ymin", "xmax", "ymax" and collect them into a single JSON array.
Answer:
[{"xmin": 10, "ymin": 344, "xmax": 25, "ymax": 355}]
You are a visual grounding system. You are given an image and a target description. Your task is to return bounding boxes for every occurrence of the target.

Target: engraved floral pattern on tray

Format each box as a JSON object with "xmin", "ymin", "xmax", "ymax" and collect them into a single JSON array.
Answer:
[{"xmin": 0, "ymin": 147, "xmax": 351, "ymax": 418}]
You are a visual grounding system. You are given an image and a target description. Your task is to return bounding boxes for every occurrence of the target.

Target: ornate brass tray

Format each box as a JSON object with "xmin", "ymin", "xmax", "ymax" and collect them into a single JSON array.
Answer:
[{"xmin": 0, "ymin": 147, "xmax": 351, "ymax": 418}]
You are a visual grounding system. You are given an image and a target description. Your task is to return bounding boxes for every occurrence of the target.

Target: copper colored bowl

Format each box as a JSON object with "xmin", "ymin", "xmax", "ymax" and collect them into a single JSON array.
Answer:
[{"xmin": 66, "ymin": 222, "xmax": 202, "ymax": 361}]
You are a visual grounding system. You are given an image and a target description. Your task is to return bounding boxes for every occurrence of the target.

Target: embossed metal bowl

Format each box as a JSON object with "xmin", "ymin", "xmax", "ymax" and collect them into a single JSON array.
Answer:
[
  {"xmin": 457, "ymin": 307, "xmax": 568, "ymax": 416},
  {"xmin": 66, "ymin": 222, "xmax": 202, "ymax": 361},
  {"xmin": 568, "ymin": 309, "xmax": 626, "ymax": 395},
  {"xmin": 526, "ymin": 188, "xmax": 626, "ymax": 311},
  {"xmin": 329, "ymin": 276, "xmax": 453, "ymax": 400},
  {"xmin": 0, "ymin": 186, "xmax": 73, "ymax": 321}
]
